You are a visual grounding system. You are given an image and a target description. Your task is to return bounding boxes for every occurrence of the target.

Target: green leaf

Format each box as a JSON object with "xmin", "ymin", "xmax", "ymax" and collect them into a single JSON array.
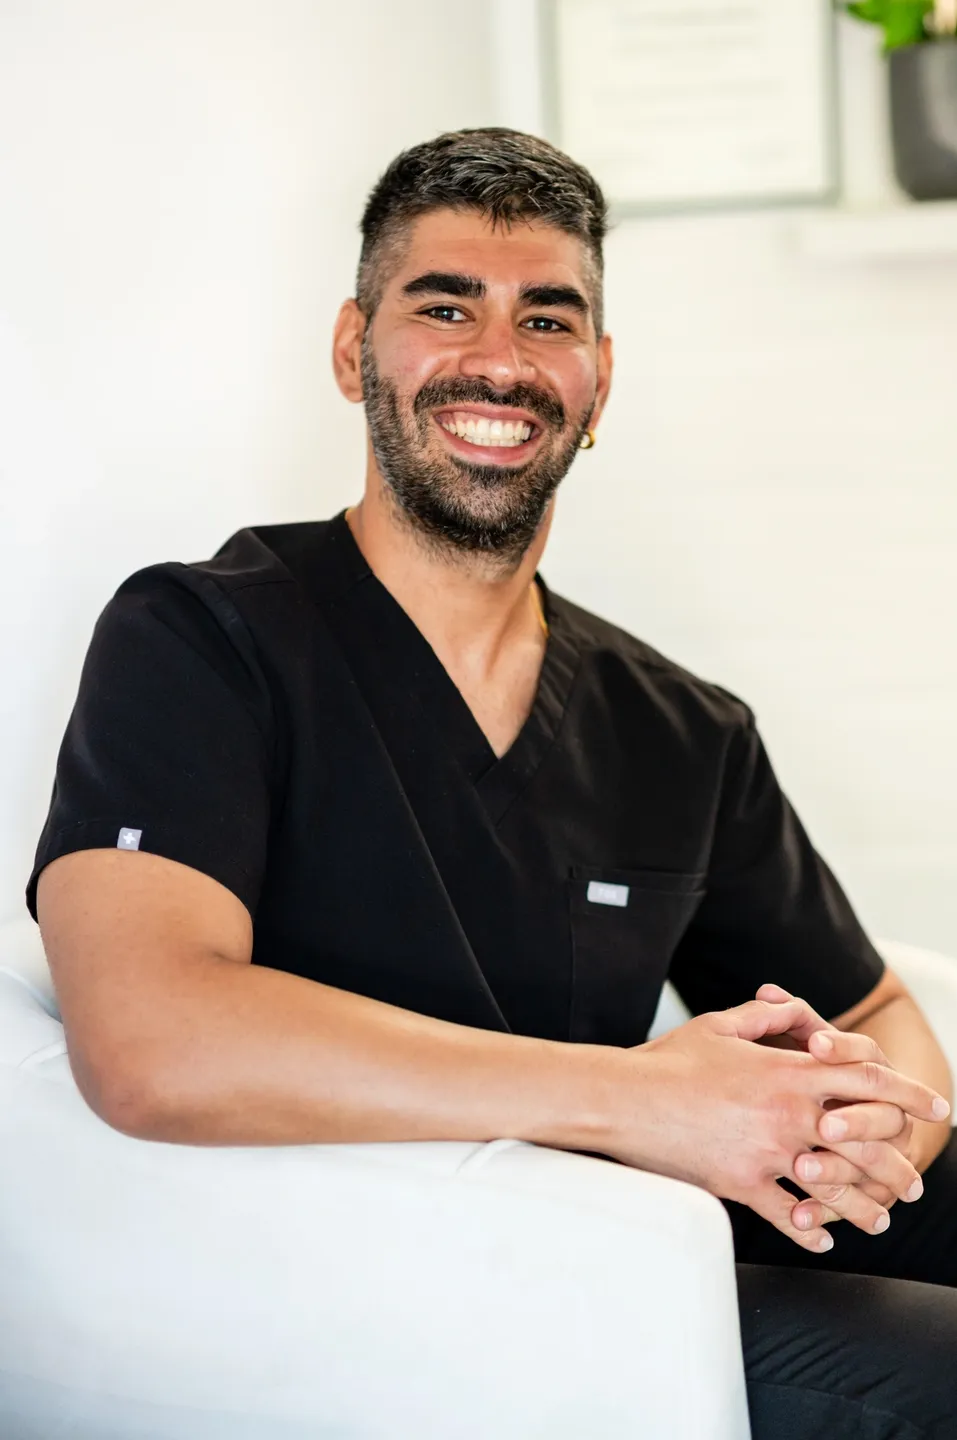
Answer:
[
  {"xmin": 845, "ymin": 1, "xmax": 889, "ymax": 20},
  {"xmin": 841, "ymin": 0, "xmax": 933, "ymax": 48},
  {"xmin": 883, "ymin": 3, "xmax": 933, "ymax": 48}
]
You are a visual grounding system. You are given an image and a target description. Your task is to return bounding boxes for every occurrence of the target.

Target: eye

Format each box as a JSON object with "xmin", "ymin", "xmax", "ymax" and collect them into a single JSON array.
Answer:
[
  {"xmin": 522, "ymin": 316, "xmax": 569, "ymax": 333},
  {"xmin": 421, "ymin": 304, "xmax": 467, "ymax": 323}
]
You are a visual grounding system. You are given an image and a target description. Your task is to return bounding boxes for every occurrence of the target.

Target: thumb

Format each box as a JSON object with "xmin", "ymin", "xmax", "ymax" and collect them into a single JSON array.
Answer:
[
  {"xmin": 718, "ymin": 996, "xmax": 827, "ymax": 1044},
  {"xmin": 756, "ymin": 983, "xmax": 793, "ymax": 1003},
  {"xmin": 754, "ymin": 983, "xmax": 833, "ymax": 1047}
]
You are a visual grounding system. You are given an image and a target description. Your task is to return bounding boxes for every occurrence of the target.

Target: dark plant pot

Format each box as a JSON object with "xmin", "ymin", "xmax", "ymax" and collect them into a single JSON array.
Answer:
[{"xmin": 889, "ymin": 39, "xmax": 957, "ymax": 201}]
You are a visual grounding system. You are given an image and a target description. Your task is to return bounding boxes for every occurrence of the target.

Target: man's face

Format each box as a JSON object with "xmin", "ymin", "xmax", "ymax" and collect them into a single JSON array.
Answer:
[{"xmin": 343, "ymin": 208, "xmax": 612, "ymax": 564}]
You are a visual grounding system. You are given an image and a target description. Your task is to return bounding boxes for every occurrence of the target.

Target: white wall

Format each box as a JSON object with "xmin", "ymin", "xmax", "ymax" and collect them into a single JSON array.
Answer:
[
  {"xmin": 0, "ymin": 0, "xmax": 493, "ymax": 925},
  {"xmin": 2, "ymin": 6, "xmax": 954, "ymax": 961},
  {"xmin": 543, "ymin": 20, "xmax": 957, "ymax": 958}
]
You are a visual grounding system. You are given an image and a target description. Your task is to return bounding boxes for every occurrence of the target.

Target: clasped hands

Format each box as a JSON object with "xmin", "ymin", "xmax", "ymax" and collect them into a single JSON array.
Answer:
[{"xmin": 753, "ymin": 980, "xmax": 950, "ymax": 1247}]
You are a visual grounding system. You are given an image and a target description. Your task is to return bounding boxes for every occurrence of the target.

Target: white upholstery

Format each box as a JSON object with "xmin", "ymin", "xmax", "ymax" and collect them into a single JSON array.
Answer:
[
  {"xmin": 0, "ymin": 917, "xmax": 749, "ymax": 1440},
  {"xmin": 0, "ymin": 920, "xmax": 954, "ymax": 1440}
]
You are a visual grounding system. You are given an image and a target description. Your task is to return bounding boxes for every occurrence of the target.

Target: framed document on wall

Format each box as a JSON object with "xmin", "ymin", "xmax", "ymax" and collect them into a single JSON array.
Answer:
[{"xmin": 543, "ymin": 0, "xmax": 838, "ymax": 213}]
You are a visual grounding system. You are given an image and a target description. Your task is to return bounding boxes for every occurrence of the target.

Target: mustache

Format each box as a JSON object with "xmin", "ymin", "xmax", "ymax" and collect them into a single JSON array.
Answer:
[{"xmin": 413, "ymin": 376, "xmax": 566, "ymax": 431}]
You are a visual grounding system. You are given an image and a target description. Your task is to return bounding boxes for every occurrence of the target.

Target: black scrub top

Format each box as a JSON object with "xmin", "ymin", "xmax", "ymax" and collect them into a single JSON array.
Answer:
[{"xmin": 26, "ymin": 510, "xmax": 884, "ymax": 1044}]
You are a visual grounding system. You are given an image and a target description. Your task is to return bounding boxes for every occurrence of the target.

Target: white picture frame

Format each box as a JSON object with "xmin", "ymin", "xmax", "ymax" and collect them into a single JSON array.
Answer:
[{"xmin": 539, "ymin": 0, "xmax": 839, "ymax": 215}]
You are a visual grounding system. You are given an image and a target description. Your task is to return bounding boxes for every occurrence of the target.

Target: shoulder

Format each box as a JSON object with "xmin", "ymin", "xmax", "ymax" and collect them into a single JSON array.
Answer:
[
  {"xmin": 185, "ymin": 519, "xmax": 334, "ymax": 597},
  {"xmin": 88, "ymin": 520, "xmax": 335, "ymax": 718},
  {"xmin": 548, "ymin": 588, "xmax": 756, "ymax": 744},
  {"xmin": 113, "ymin": 518, "xmax": 331, "ymax": 606},
  {"xmin": 104, "ymin": 518, "xmax": 334, "ymax": 640}
]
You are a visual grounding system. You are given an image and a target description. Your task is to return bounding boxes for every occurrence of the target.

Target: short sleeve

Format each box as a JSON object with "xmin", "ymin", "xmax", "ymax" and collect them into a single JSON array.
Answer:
[
  {"xmin": 668, "ymin": 709, "xmax": 885, "ymax": 1021},
  {"xmin": 25, "ymin": 565, "xmax": 275, "ymax": 923}
]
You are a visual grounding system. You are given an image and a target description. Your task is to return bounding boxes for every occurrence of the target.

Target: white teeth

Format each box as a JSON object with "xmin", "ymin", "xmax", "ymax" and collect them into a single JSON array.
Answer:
[{"xmin": 438, "ymin": 414, "xmax": 534, "ymax": 448}]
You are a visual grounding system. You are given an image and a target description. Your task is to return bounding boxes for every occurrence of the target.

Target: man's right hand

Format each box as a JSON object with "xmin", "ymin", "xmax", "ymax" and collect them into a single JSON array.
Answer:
[{"xmin": 606, "ymin": 997, "xmax": 948, "ymax": 1254}]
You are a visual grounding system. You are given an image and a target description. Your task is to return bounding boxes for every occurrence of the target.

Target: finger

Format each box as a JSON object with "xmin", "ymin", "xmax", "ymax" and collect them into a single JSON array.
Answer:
[
  {"xmin": 752, "ymin": 986, "xmax": 833, "ymax": 1047},
  {"xmin": 856, "ymin": 1178, "xmax": 898, "ymax": 1210},
  {"xmin": 756, "ymin": 983, "xmax": 793, "ymax": 1003},
  {"xmin": 818, "ymin": 1102, "xmax": 907, "ymax": 1145},
  {"xmin": 791, "ymin": 1182, "xmax": 892, "ymax": 1238},
  {"xmin": 793, "ymin": 1150, "xmax": 865, "ymax": 1189},
  {"xmin": 820, "ymin": 1135, "xmax": 924, "ymax": 1203},
  {"xmin": 795, "ymin": 1142, "xmax": 923, "ymax": 1204},
  {"xmin": 745, "ymin": 1179, "xmax": 835, "ymax": 1253},
  {"xmin": 723, "ymin": 996, "xmax": 833, "ymax": 1046},
  {"xmin": 814, "ymin": 1064, "xmax": 950, "ymax": 1125},
  {"xmin": 792, "ymin": 1196, "xmax": 843, "ymax": 1228},
  {"xmin": 807, "ymin": 1028, "xmax": 890, "ymax": 1068},
  {"xmin": 752, "ymin": 986, "xmax": 814, "ymax": 1051}
]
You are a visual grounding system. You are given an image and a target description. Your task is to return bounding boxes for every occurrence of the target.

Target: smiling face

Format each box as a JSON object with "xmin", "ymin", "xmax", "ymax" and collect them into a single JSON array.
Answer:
[{"xmin": 335, "ymin": 207, "xmax": 612, "ymax": 566}]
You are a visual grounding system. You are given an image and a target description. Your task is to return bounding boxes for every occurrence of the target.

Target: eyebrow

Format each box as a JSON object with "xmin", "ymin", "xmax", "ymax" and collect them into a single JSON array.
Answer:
[
  {"xmin": 401, "ymin": 271, "xmax": 591, "ymax": 318},
  {"xmin": 402, "ymin": 271, "xmax": 486, "ymax": 300},
  {"xmin": 518, "ymin": 283, "xmax": 589, "ymax": 317}
]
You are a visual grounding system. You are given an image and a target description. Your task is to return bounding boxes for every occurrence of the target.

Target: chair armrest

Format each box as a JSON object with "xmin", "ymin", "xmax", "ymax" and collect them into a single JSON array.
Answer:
[
  {"xmin": 0, "ymin": 915, "xmax": 59, "ymax": 1019},
  {"xmin": 0, "ymin": 943, "xmax": 751, "ymax": 1439},
  {"xmin": 875, "ymin": 937, "xmax": 957, "ymax": 1083}
]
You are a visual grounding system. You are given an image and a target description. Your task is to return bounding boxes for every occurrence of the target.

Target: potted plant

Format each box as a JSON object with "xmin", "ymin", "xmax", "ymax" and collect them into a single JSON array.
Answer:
[{"xmin": 841, "ymin": 0, "xmax": 957, "ymax": 199}]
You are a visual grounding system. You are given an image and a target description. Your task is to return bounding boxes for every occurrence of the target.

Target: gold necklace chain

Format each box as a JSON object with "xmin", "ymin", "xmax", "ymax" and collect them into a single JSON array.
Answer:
[{"xmin": 531, "ymin": 581, "xmax": 549, "ymax": 640}]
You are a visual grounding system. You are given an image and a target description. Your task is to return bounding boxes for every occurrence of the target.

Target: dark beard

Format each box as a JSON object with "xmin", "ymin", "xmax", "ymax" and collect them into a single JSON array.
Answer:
[{"xmin": 360, "ymin": 331, "xmax": 593, "ymax": 567}]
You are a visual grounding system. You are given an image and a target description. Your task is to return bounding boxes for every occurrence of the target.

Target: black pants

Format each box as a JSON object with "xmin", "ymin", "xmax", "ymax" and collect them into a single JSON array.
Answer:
[{"xmin": 727, "ymin": 1132, "xmax": 957, "ymax": 1438}]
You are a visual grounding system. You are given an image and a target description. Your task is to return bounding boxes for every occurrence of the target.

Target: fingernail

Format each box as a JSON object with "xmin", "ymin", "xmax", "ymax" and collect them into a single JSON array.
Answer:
[
  {"xmin": 932, "ymin": 1097, "xmax": 951, "ymax": 1120},
  {"xmin": 795, "ymin": 1209, "xmax": 813, "ymax": 1230},
  {"xmin": 814, "ymin": 1032, "xmax": 833, "ymax": 1054},
  {"xmin": 906, "ymin": 1178, "xmax": 924, "ymax": 1202},
  {"xmin": 818, "ymin": 1234, "xmax": 834, "ymax": 1252},
  {"xmin": 873, "ymin": 1213, "xmax": 890, "ymax": 1233},
  {"xmin": 822, "ymin": 1116, "xmax": 847, "ymax": 1140},
  {"xmin": 801, "ymin": 1158, "xmax": 823, "ymax": 1180}
]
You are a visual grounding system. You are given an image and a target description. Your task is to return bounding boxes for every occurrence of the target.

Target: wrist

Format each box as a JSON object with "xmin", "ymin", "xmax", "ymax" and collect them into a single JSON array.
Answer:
[{"xmin": 524, "ymin": 1038, "xmax": 634, "ymax": 1157}]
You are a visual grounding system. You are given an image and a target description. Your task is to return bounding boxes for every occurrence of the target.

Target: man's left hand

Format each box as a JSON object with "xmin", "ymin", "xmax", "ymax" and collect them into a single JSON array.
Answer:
[{"xmin": 754, "ymin": 982, "xmax": 927, "ymax": 1229}]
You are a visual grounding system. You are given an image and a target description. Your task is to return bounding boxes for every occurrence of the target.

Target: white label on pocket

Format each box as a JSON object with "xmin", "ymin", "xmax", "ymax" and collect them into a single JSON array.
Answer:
[{"xmin": 586, "ymin": 880, "xmax": 630, "ymax": 908}]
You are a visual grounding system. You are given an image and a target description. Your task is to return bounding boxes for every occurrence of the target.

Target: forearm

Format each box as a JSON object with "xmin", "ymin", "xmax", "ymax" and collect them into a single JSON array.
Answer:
[
  {"xmin": 86, "ymin": 953, "xmax": 623, "ymax": 1151},
  {"xmin": 847, "ymin": 995, "xmax": 954, "ymax": 1169}
]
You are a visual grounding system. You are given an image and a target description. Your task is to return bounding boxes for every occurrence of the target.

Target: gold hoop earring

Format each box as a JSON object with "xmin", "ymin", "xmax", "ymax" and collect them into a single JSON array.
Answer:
[{"xmin": 579, "ymin": 429, "xmax": 596, "ymax": 450}]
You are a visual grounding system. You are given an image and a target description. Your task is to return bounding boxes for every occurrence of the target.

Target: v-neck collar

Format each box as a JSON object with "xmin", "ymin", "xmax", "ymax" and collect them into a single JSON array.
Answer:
[{"xmin": 302, "ymin": 510, "xmax": 582, "ymax": 825}]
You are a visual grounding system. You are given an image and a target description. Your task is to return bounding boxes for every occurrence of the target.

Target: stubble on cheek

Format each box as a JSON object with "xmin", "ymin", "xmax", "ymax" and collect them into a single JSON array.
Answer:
[{"xmin": 360, "ymin": 329, "xmax": 593, "ymax": 559}]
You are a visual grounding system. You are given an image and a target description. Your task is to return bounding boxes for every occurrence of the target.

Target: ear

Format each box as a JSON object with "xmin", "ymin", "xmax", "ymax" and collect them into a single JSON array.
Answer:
[
  {"xmin": 588, "ymin": 331, "xmax": 613, "ymax": 433},
  {"xmin": 332, "ymin": 298, "xmax": 367, "ymax": 404}
]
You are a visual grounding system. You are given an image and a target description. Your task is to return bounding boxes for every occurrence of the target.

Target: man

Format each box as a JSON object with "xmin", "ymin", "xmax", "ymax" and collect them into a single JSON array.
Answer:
[{"xmin": 28, "ymin": 128, "xmax": 957, "ymax": 1435}]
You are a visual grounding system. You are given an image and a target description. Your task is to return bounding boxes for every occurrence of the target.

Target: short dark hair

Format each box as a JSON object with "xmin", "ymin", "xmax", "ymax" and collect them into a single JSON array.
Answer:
[{"xmin": 357, "ymin": 127, "xmax": 609, "ymax": 335}]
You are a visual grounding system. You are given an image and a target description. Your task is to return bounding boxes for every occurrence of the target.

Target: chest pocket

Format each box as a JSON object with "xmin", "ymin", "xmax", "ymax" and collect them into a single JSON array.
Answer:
[{"xmin": 567, "ymin": 865, "xmax": 705, "ymax": 1047}]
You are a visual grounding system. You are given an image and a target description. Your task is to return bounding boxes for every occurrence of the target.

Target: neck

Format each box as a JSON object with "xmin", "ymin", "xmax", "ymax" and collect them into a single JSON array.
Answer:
[{"xmin": 346, "ymin": 466, "xmax": 553, "ymax": 674}]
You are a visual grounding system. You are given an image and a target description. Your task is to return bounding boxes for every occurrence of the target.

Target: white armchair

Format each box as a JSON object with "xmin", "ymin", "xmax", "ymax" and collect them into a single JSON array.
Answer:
[{"xmin": 1, "ymin": 916, "xmax": 955, "ymax": 1440}]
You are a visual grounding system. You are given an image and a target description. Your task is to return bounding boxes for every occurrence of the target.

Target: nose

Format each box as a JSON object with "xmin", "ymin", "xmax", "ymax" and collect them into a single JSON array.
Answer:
[{"xmin": 457, "ymin": 311, "xmax": 536, "ymax": 391}]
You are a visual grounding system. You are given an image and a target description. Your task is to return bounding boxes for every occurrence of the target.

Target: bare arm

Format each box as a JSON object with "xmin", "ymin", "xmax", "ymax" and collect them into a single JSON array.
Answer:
[
  {"xmin": 38, "ymin": 848, "xmax": 948, "ymax": 1258},
  {"xmin": 36, "ymin": 848, "xmax": 616, "ymax": 1152}
]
